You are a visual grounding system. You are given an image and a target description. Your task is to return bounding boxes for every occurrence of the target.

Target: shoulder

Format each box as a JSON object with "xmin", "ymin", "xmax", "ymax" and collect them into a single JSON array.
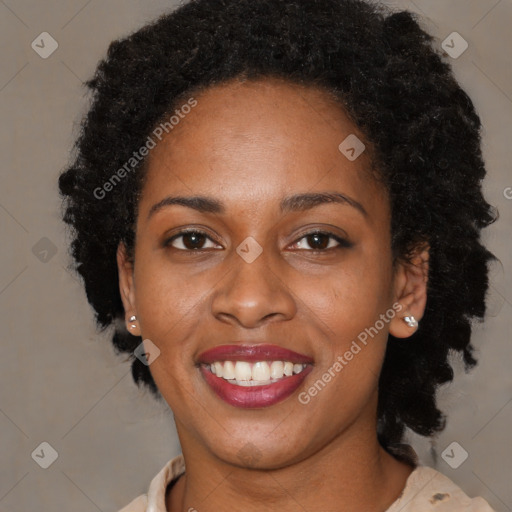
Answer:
[
  {"xmin": 117, "ymin": 493, "xmax": 148, "ymax": 512},
  {"xmin": 116, "ymin": 453, "xmax": 186, "ymax": 512},
  {"xmin": 387, "ymin": 465, "xmax": 496, "ymax": 512}
]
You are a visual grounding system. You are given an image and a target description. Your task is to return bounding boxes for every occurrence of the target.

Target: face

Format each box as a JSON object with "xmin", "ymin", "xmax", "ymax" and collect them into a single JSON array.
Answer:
[{"xmin": 117, "ymin": 77, "xmax": 427, "ymax": 469}]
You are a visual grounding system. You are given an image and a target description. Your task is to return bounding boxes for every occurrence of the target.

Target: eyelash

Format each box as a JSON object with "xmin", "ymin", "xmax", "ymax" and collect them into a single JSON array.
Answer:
[{"xmin": 163, "ymin": 229, "xmax": 352, "ymax": 253}]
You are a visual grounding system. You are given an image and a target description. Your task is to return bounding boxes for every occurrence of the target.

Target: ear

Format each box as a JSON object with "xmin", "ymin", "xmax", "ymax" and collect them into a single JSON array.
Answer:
[
  {"xmin": 389, "ymin": 243, "xmax": 429, "ymax": 339},
  {"xmin": 116, "ymin": 241, "xmax": 141, "ymax": 336}
]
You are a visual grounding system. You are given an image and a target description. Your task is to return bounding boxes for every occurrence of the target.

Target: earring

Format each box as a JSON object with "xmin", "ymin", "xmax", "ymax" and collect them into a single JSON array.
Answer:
[
  {"xmin": 403, "ymin": 315, "xmax": 418, "ymax": 328},
  {"xmin": 129, "ymin": 315, "xmax": 137, "ymax": 330}
]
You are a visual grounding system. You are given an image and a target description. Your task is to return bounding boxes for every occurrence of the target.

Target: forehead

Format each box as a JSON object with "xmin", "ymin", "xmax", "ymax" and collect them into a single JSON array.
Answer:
[{"xmin": 139, "ymin": 77, "xmax": 386, "ymax": 222}]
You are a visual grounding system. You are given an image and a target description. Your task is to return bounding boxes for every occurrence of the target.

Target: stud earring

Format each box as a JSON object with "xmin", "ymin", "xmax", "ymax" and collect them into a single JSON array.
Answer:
[
  {"xmin": 129, "ymin": 315, "xmax": 137, "ymax": 329},
  {"xmin": 403, "ymin": 315, "xmax": 418, "ymax": 328}
]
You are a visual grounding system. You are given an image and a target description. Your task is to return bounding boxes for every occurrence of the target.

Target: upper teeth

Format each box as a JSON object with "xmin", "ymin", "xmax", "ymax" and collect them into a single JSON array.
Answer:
[{"xmin": 209, "ymin": 360, "xmax": 306, "ymax": 385}]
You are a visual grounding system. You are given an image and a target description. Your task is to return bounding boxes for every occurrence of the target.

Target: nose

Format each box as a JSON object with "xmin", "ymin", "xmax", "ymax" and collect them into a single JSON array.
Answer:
[{"xmin": 211, "ymin": 248, "xmax": 297, "ymax": 329}]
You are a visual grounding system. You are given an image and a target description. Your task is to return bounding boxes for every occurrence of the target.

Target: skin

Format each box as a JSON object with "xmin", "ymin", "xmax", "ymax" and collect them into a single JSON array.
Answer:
[{"xmin": 117, "ymin": 77, "xmax": 429, "ymax": 512}]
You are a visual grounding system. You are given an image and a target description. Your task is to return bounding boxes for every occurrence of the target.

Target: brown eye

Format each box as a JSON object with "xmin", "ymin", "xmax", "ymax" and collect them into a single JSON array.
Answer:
[
  {"xmin": 291, "ymin": 231, "xmax": 352, "ymax": 251},
  {"xmin": 306, "ymin": 233, "xmax": 330, "ymax": 250},
  {"xmin": 164, "ymin": 230, "xmax": 221, "ymax": 251}
]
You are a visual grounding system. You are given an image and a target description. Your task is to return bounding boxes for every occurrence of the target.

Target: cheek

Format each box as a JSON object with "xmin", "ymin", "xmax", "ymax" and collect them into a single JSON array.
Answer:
[
  {"xmin": 134, "ymin": 256, "xmax": 212, "ymax": 337},
  {"xmin": 297, "ymin": 274, "xmax": 391, "ymax": 422},
  {"xmin": 133, "ymin": 262, "xmax": 200, "ymax": 411},
  {"xmin": 297, "ymin": 259, "xmax": 391, "ymax": 338},
  {"xmin": 131, "ymin": 259, "xmax": 212, "ymax": 403}
]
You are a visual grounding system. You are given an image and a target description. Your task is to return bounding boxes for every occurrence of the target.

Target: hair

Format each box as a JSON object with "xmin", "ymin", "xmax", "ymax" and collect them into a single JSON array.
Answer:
[{"xmin": 58, "ymin": 0, "xmax": 498, "ymax": 465}]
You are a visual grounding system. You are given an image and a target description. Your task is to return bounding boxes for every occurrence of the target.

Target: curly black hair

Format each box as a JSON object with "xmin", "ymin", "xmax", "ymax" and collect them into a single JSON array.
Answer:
[{"xmin": 58, "ymin": 0, "xmax": 498, "ymax": 465}]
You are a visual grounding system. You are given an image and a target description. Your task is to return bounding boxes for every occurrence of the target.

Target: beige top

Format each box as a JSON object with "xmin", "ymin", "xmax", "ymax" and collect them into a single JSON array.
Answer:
[{"xmin": 118, "ymin": 453, "xmax": 496, "ymax": 512}]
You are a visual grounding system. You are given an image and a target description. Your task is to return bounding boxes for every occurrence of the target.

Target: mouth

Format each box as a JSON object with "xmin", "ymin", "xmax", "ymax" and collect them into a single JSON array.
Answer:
[{"xmin": 197, "ymin": 344, "xmax": 314, "ymax": 408}]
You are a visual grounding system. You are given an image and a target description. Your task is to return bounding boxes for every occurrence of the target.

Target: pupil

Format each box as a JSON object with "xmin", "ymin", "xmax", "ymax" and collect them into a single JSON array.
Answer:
[
  {"xmin": 184, "ymin": 232, "xmax": 205, "ymax": 249},
  {"xmin": 308, "ymin": 233, "xmax": 328, "ymax": 249}
]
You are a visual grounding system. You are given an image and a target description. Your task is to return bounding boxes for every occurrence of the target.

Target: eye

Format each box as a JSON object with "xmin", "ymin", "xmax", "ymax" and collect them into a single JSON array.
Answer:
[
  {"xmin": 163, "ymin": 229, "xmax": 352, "ymax": 253},
  {"xmin": 164, "ymin": 229, "xmax": 222, "ymax": 251},
  {"xmin": 290, "ymin": 230, "xmax": 352, "ymax": 251}
]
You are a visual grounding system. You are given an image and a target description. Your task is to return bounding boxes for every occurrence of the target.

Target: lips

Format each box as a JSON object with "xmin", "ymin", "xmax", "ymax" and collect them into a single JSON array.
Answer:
[
  {"xmin": 197, "ymin": 343, "xmax": 314, "ymax": 364},
  {"xmin": 200, "ymin": 364, "xmax": 313, "ymax": 408},
  {"xmin": 197, "ymin": 344, "xmax": 314, "ymax": 408}
]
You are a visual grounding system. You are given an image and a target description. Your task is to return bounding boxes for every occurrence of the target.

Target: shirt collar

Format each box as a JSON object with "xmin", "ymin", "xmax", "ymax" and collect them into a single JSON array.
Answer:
[{"xmin": 146, "ymin": 453, "xmax": 186, "ymax": 512}]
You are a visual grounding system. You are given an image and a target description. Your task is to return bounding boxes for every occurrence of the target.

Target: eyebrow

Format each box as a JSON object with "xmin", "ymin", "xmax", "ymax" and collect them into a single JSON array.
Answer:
[{"xmin": 147, "ymin": 191, "xmax": 368, "ymax": 220}]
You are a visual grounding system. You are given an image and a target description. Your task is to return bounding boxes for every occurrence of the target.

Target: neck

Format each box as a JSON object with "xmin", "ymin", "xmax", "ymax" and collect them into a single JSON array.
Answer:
[{"xmin": 166, "ymin": 421, "xmax": 414, "ymax": 512}]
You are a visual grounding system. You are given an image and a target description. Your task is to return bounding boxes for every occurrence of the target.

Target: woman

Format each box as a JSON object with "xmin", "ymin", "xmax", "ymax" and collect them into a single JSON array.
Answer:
[{"xmin": 58, "ymin": 0, "xmax": 498, "ymax": 510}]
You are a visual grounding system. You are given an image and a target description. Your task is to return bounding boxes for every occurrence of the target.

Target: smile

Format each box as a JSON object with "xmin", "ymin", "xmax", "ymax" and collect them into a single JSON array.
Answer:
[
  {"xmin": 196, "ymin": 343, "xmax": 314, "ymax": 408},
  {"xmin": 207, "ymin": 360, "xmax": 308, "ymax": 385}
]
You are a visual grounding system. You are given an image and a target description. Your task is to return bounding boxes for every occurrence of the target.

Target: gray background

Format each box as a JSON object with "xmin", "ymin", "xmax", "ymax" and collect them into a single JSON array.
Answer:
[{"xmin": 1, "ymin": 0, "xmax": 511, "ymax": 511}]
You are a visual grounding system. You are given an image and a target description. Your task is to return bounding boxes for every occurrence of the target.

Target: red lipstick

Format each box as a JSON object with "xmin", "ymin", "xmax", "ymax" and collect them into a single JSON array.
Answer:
[
  {"xmin": 197, "ymin": 344, "xmax": 314, "ymax": 409},
  {"xmin": 197, "ymin": 343, "xmax": 314, "ymax": 364}
]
